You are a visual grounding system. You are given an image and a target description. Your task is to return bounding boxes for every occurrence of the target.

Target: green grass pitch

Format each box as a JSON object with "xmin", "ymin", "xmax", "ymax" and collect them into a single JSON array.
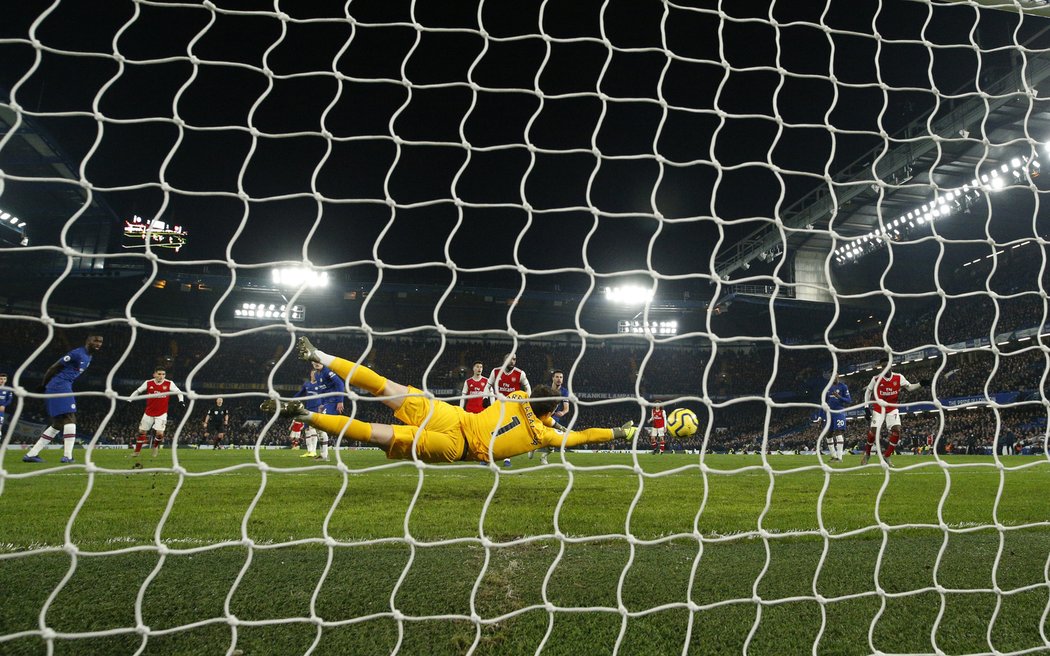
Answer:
[{"xmin": 1, "ymin": 449, "xmax": 1048, "ymax": 655}]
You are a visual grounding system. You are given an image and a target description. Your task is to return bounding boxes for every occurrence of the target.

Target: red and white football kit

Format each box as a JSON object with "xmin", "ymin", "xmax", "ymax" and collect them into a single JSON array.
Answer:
[
  {"xmin": 650, "ymin": 407, "xmax": 666, "ymax": 438},
  {"xmin": 487, "ymin": 367, "xmax": 531, "ymax": 397},
  {"xmin": 132, "ymin": 378, "xmax": 185, "ymax": 433},
  {"xmin": 461, "ymin": 376, "xmax": 490, "ymax": 413},
  {"xmin": 866, "ymin": 372, "xmax": 913, "ymax": 429}
]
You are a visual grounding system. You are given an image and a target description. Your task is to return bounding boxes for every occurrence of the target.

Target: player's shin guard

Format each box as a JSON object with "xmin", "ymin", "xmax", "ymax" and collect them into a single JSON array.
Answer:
[
  {"xmin": 319, "ymin": 434, "xmax": 329, "ymax": 459},
  {"xmin": 26, "ymin": 426, "xmax": 60, "ymax": 457},
  {"xmin": 883, "ymin": 430, "xmax": 900, "ymax": 458},
  {"xmin": 834, "ymin": 435, "xmax": 844, "ymax": 458},
  {"xmin": 62, "ymin": 424, "xmax": 76, "ymax": 459},
  {"xmin": 864, "ymin": 429, "xmax": 876, "ymax": 456},
  {"xmin": 325, "ymin": 357, "xmax": 387, "ymax": 396},
  {"xmin": 309, "ymin": 412, "xmax": 373, "ymax": 443}
]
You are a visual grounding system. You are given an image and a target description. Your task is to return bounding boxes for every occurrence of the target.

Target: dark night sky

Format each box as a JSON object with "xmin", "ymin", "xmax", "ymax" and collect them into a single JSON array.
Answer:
[{"xmin": 0, "ymin": 0, "xmax": 1043, "ymax": 298}]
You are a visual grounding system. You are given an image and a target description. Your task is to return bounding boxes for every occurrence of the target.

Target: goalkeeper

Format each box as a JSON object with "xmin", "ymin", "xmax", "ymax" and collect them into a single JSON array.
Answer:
[{"xmin": 261, "ymin": 338, "xmax": 636, "ymax": 463}]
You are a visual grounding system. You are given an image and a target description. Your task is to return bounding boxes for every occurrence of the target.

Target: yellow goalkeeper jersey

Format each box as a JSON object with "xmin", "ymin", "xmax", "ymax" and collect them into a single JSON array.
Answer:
[{"xmin": 460, "ymin": 391, "xmax": 612, "ymax": 461}]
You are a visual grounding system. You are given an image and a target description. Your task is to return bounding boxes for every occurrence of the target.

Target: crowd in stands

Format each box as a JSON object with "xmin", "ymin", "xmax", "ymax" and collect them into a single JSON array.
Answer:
[{"xmin": 1, "ymin": 302, "xmax": 1048, "ymax": 455}]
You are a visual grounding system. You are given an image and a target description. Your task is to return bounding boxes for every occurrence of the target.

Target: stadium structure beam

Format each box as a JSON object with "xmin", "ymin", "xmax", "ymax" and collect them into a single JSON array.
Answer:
[{"xmin": 714, "ymin": 55, "xmax": 1050, "ymax": 279}]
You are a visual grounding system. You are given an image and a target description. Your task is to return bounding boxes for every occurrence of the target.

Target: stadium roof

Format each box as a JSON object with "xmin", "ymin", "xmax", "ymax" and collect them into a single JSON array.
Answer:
[{"xmin": 715, "ymin": 41, "xmax": 1050, "ymax": 280}]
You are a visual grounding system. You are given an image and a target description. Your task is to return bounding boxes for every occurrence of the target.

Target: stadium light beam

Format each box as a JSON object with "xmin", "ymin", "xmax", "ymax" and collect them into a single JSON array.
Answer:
[
  {"xmin": 605, "ymin": 285, "xmax": 655, "ymax": 305},
  {"xmin": 272, "ymin": 266, "xmax": 330, "ymax": 289}
]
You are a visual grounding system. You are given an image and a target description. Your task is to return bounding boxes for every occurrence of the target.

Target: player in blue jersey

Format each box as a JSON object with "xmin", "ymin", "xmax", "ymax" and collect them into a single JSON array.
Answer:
[
  {"xmin": 824, "ymin": 374, "xmax": 852, "ymax": 462},
  {"xmin": 313, "ymin": 361, "xmax": 345, "ymax": 460},
  {"xmin": 291, "ymin": 362, "xmax": 344, "ymax": 460},
  {"xmin": 0, "ymin": 372, "xmax": 13, "ymax": 440},
  {"xmin": 23, "ymin": 335, "xmax": 104, "ymax": 464},
  {"xmin": 529, "ymin": 370, "xmax": 570, "ymax": 465}
]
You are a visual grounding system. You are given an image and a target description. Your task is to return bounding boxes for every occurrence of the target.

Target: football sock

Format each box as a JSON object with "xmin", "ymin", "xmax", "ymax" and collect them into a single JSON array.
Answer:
[
  {"xmin": 319, "ymin": 434, "xmax": 329, "ymax": 458},
  {"xmin": 26, "ymin": 426, "xmax": 60, "ymax": 457},
  {"xmin": 883, "ymin": 431, "xmax": 900, "ymax": 458},
  {"xmin": 864, "ymin": 429, "xmax": 876, "ymax": 456},
  {"xmin": 834, "ymin": 435, "xmax": 844, "ymax": 459},
  {"xmin": 305, "ymin": 434, "xmax": 317, "ymax": 454},
  {"xmin": 321, "ymin": 354, "xmax": 387, "ymax": 396},
  {"xmin": 135, "ymin": 433, "xmax": 146, "ymax": 454},
  {"xmin": 63, "ymin": 423, "xmax": 76, "ymax": 459},
  {"xmin": 309, "ymin": 412, "xmax": 372, "ymax": 443}
]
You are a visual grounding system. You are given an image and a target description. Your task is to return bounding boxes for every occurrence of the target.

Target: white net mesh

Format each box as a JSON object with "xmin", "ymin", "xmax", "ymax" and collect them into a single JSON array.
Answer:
[{"xmin": 2, "ymin": 0, "xmax": 1050, "ymax": 654}]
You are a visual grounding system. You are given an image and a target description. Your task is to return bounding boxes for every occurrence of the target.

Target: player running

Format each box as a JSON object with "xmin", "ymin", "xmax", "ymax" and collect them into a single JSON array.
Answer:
[
  {"xmin": 23, "ymin": 335, "xmax": 104, "ymax": 464},
  {"xmin": 824, "ymin": 375, "xmax": 851, "ymax": 462},
  {"xmin": 861, "ymin": 359, "xmax": 925, "ymax": 467},
  {"xmin": 129, "ymin": 367, "xmax": 185, "ymax": 458},
  {"xmin": 261, "ymin": 338, "xmax": 636, "ymax": 464}
]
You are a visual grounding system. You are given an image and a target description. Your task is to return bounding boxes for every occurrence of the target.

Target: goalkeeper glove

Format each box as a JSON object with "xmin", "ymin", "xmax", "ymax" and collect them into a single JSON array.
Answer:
[
  {"xmin": 612, "ymin": 421, "xmax": 636, "ymax": 441},
  {"xmin": 552, "ymin": 421, "xmax": 567, "ymax": 432}
]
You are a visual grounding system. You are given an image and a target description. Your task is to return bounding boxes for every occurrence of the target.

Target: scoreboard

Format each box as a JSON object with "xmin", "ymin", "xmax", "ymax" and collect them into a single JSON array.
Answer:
[{"xmin": 122, "ymin": 215, "xmax": 188, "ymax": 252}]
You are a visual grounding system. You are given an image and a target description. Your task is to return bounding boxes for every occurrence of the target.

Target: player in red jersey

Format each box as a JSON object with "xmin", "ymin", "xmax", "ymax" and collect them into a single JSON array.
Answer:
[
  {"xmin": 129, "ymin": 367, "xmax": 185, "ymax": 458},
  {"xmin": 650, "ymin": 403, "xmax": 666, "ymax": 455},
  {"xmin": 486, "ymin": 353, "xmax": 531, "ymax": 398},
  {"xmin": 861, "ymin": 358, "xmax": 926, "ymax": 466},
  {"xmin": 460, "ymin": 361, "xmax": 491, "ymax": 414},
  {"xmin": 486, "ymin": 353, "xmax": 532, "ymax": 467}
]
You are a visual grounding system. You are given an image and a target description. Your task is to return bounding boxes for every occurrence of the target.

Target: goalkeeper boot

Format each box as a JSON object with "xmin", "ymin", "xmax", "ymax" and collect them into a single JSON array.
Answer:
[
  {"xmin": 296, "ymin": 336, "xmax": 319, "ymax": 363},
  {"xmin": 260, "ymin": 399, "xmax": 308, "ymax": 419}
]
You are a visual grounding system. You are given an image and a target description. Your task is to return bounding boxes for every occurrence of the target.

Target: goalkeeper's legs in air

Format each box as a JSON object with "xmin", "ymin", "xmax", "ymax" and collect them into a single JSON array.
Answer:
[{"xmin": 296, "ymin": 337, "xmax": 410, "ymax": 411}]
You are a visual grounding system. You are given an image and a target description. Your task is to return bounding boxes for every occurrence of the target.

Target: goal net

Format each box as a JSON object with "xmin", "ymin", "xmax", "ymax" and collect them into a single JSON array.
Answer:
[{"xmin": 1, "ymin": 0, "xmax": 1049, "ymax": 654}]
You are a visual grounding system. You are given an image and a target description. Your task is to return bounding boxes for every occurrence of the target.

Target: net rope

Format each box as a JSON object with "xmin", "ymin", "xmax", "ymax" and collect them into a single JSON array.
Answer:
[{"xmin": 1, "ymin": 1, "xmax": 1049, "ymax": 654}]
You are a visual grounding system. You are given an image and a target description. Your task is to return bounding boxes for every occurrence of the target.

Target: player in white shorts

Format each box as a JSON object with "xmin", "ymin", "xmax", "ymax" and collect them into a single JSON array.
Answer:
[
  {"xmin": 129, "ymin": 367, "xmax": 185, "ymax": 459},
  {"xmin": 861, "ymin": 359, "xmax": 925, "ymax": 466}
]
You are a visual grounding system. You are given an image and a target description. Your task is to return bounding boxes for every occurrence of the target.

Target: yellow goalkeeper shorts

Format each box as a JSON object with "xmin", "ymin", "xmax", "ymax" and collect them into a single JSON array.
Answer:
[{"xmin": 388, "ymin": 386, "xmax": 467, "ymax": 462}]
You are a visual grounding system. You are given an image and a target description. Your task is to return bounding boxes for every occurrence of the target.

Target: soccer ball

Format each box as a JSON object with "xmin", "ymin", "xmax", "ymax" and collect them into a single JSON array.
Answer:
[{"xmin": 667, "ymin": 408, "xmax": 699, "ymax": 438}]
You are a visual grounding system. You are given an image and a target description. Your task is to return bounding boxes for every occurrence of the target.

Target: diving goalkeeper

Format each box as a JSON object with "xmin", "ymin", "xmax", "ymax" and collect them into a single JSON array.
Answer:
[{"xmin": 261, "ymin": 337, "xmax": 636, "ymax": 463}]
